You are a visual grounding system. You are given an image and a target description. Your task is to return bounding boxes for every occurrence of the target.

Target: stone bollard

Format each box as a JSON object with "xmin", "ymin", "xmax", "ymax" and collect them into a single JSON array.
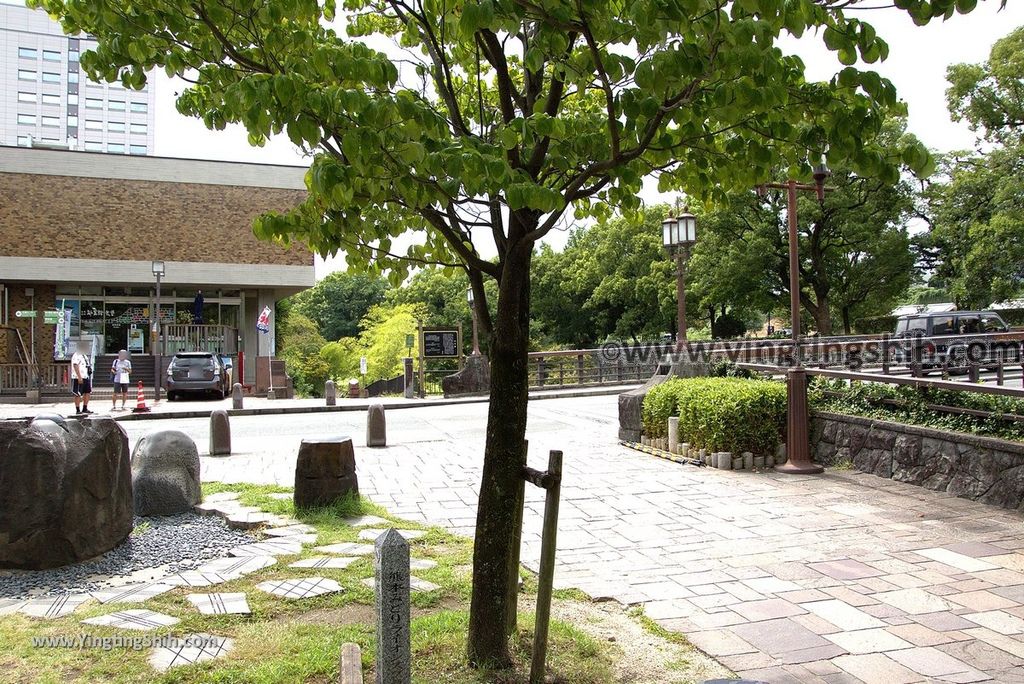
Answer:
[
  {"xmin": 375, "ymin": 529, "xmax": 411, "ymax": 684},
  {"xmin": 209, "ymin": 409, "xmax": 231, "ymax": 456},
  {"xmin": 742, "ymin": 452, "xmax": 754, "ymax": 470},
  {"xmin": 232, "ymin": 383, "xmax": 243, "ymax": 410},
  {"xmin": 366, "ymin": 403, "xmax": 386, "ymax": 448},
  {"xmin": 717, "ymin": 452, "xmax": 732, "ymax": 470},
  {"xmin": 294, "ymin": 437, "xmax": 358, "ymax": 509},
  {"xmin": 680, "ymin": 442, "xmax": 690, "ymax": 458},
  {"xmin": 668, "ymin": 417, "xmax": 679, "ymax": 454},
  {"xmin": 753, "ymin": 455, "xmax": 766, "ymax": 469},
  {"xmin": 732, "ymin": 454, "xmax": 743, "ymax": 470},
  {"xmin": 325, "ymin": 380, "xmax": 336, "ymax": 407}
]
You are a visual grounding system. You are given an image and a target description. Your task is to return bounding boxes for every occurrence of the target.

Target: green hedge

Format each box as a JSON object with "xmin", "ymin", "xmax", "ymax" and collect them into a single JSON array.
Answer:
[{"xmin": 642, "ymin": 377, "xmax": 787, "ymax": 455}]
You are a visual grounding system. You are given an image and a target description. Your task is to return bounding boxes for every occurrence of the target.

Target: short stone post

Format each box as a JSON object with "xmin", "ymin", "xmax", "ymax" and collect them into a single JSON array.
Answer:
[
  {"xmin": 403, "ymin": 358, "xmax": 414, "ymax": 399},
  {"xmin": 375, "ymin": 529, "xmax": 411, "ymax": 684},
  {"xmin": 667, "ymin": 417, "xmax": 679, "ymax": 454},
  {"xmin": 742, "ymin": 452, "xmax": 754, "ymax": 470},
  {"xmin": 231, "ymin": 383, "xmax": 243, "ymax": 410},
  {"xmin": 367, "ymin": 404, "xmax": 386, "ymax": 448},
  {"xmin": 209, "ymin": 409, "xmax": 231, "ymax": 456},
  {"xmin": 326, "ymin": 380, "xmax": 337, "ymax": 406}
]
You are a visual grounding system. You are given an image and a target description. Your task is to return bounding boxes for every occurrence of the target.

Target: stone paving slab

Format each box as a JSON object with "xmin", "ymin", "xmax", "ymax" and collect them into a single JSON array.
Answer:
[
  {"xmin": 0, "ymin": 599, "xmax": 27, "ymax": 615},
  {"xmin": 148, "ymin": 633, "xmax": 233, "ymax": 672},
  {"xmin": 229, "ymin": 541, "xmax": 302, "ymax": 557},
  {"xmin": 197, "ymin": 555, "xmax": 276, "ymax": 576},
  {"xmin": 263, "ymin": 524, "xmax": 316, "ymax": 537},
  {"xmin": 19, "ymin": 594, "xmax": 91, "ymax": 618},
  {"xmin": 162, "ymin": 571, "xmax": 240, "ymax": 588},
  {"xmin": 357, "ymin": 528, "xmax": 426, "ymax": 542},
  {"xmin": 288, "ymin": 556, "xmax": 359, "ymax": 569},
  {"xmin": 90, "ymin": 583, "xmax": 175, "ymax": 605},
  {"xmin": 410, "ymin": 558, "xmax": 438, "ymax": 571},
  {"xmin": 82, "ymin": 609, "xmax": 180, "ymax": 631},
  {"xmin": 187, "ymin": 592, "xmax": 251, "ymax": 615},
  {"xmin": 361, "ymin": 576, "xmax": 441, "ymax": 593},
  {"xmin": 340, "ymin": 515, "xmax": 389, "ymax": 528},
  {"xmin": 314, "ymin": 542, "xmax": 375, "ymax": 556},
  {"xmin": 256, "ymin": 577, "xmax": 343, "ymax": 599}
]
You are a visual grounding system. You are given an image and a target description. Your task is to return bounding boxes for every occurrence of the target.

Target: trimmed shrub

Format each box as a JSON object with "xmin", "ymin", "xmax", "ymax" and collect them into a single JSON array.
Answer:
[{"xmin": 642, "ymin": 377, "xmax": 786, "ymax": 455}]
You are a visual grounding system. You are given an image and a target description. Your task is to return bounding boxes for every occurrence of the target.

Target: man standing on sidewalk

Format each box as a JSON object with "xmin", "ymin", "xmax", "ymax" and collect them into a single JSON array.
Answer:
[{"xmin": 70, "ymin": 342, "xmax": 93, "ymax": 416}]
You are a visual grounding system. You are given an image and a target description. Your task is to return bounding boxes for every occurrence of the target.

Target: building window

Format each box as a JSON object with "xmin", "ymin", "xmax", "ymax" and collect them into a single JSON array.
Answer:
[
  {"xmin": 84, "ymin": 119, "xmax": 102, "ymax": 130},
  {"xmin": 107, "ymin": 143, "xmax": 125, "ymax": 153},
  {"xmin": 17, "ymin": 92, "xmax": 37, "ymax": 103},
  {"xmin": 85, "ymin": 97, "xmax": 103, "ymax": 109},
  {"xmin": 109, "ymin": 100, "xmax": 125, "ymax": 111},
  {"xmin": 84, "ymin": 141, "xmax": 102, "ymax": 151},
  {"xmin": 67, "ymin": 72, "xmax": 79, "ymax": 84},
  {"xmin": 108, "ymin": 121, "xmax": 125, "ymax": 133},
  {"xmin": 18, "ymin": 47, "xmax": 37, "ymax": 59},
  {"xmin": 17, "ymin": 135, "xmax": 32, "ymax": 147},
  {"xmin": 67, "ymin": 115, "xmax": 79, "ymax": 128},
  {"xmin": 130, "ymin": 101, "xmax": 148, "ymax": 113},
  {"xmin": 129, "ymin": 144, "xmax": 147, "ymax": 155},
  {"xmin": 41, "ymin": 93, "xmax": 61, "ymax": 106},
  {"xmin": 68, "ymin": 49, "xmax": 79, "ymax": 62},
  {"xmin": 68, "ymin": 93, "xmax": 79, "ymax": 105},
  {"xmin": 41, "ymin": 116, "xmax": 59, "ymax": 127},
  {"xmin": 42, "ymin": 50, "xmax": 61, "ymax": 62},
  {"xmin": 18, "ymin": 69, "xmax": 36, "ymax": 81},
  {"xmin": 41, "ymin": 72, "xmax": 61, "ymax": 84},
  {"xmin": 130, "ymin": 122, "xmax": 147, "ymax": 135},
  {"xmin": 17, "ymin": 114, "xmax": 36, "ymax": 125}
]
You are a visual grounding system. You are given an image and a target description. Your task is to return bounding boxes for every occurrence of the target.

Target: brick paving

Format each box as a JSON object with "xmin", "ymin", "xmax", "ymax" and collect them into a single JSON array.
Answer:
[{"xmin": 188, "ymin": 396, "xmax": 1024, "ymax": 683}]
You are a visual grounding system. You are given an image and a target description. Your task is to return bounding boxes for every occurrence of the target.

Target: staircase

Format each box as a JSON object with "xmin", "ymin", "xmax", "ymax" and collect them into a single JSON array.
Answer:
[{"xmin": 91, "ymin": 354, "xmax": 157, "ymax": 399}]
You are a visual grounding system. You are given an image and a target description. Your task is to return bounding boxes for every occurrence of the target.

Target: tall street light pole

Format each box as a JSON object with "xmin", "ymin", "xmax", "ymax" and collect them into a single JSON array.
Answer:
[
  {"xmin": 662, "ymin": 207, "xmax": 697, "ymax": 352},
  {"xmin": 152, "ymin": 260, "xmax": 165, "ymax": 402},
  {"xmin": 756, "ymin": 160, "xmax": 831, "ymax": 475}
]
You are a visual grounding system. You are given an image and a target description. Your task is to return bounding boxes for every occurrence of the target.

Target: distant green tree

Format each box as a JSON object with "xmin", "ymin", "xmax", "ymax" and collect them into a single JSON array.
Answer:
[
  {"xmin": 278, "ymin": 312, "xmax": 330, "ymax": 396},
  {"xmin": 290, "ymin": 271, "xmax": 389, "ymax": 340}
]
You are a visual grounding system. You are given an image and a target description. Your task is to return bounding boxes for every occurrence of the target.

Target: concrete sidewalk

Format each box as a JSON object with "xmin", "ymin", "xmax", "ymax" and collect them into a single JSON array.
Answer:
[{"xmin": 0, "ymin": 383, "xmax": 638, "ymax": 421}]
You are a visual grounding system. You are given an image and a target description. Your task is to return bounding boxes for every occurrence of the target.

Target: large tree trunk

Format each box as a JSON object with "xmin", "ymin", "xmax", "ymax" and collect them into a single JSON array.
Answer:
[
  {"xmin": 812, "ymin": 292, "xmax": 833, "ymax": 336},
  {"xmin": 467, "ymin": 238, "xmax": 533, "ymax": 667}
]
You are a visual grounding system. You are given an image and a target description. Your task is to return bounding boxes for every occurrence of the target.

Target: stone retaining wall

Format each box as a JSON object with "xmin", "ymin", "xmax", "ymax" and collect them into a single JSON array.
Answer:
[{"xmin": 811, "ymin": 411, "xmax": 1024, "ymax": 510}]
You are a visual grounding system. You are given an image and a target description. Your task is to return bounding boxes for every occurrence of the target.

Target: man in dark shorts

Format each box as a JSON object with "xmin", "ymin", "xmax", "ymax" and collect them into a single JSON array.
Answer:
[
  {"xmin": 70, "ymin": 342, "xmax": 93, "ymax": 415},
  {"xmin": 111, "ymin": 349, "xmax": 132, "ymax": 410}
]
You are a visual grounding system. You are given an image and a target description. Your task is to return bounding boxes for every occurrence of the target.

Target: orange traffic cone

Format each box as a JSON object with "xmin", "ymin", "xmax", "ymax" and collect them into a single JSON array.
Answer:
[{"xmin": 132, "ymin": 380, "xmax": 150, "ymax": 413}]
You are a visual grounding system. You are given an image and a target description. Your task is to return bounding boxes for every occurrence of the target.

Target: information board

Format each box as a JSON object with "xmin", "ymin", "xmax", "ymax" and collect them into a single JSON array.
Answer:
[{"xmin": 422, "ymin": 330, "xmax": 459, "ymax": 358}]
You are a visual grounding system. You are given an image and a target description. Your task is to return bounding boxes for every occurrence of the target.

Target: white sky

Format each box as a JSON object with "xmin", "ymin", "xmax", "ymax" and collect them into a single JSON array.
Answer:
[{"xmin": 14, "ymin": 1, "xmax": 1024, "ymax": 276}]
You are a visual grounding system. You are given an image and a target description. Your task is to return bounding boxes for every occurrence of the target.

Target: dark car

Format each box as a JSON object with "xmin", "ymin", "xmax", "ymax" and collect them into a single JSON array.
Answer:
[
  {"xmin": 893, "ymin": 310, "xmax": 1017, "ymax": 368},
  {"xmin": 165, "ymin": 352, "xmax": 228, "ymax": 400}
]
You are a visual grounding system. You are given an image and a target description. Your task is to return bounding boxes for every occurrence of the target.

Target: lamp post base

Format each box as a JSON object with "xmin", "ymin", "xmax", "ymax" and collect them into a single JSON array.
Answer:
[
  {"xmin": 774, "ymin": 461, "xmax": 824, "ymax": 475},
  {"xmin": 775, "ymin": 367, "xmax": 823, "ymax": 475}
]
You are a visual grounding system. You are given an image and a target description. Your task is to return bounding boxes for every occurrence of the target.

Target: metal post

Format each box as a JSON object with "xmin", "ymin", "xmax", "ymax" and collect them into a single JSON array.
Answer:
[
  {"xmin": 675, "ymin": 247, "xmax": 688, "ymax": 352},
  {"xmin": 787, "ymin": 180, "xmax": 801, "ymax": 367},
  {"xmin": 969, "ymin": 362, "xmax": 980, "ymax": 383},
  {"xmin": 529, "ymin": 449, "xmax": 563, "ymax": 684},
  {"xmin": 775, "ymin": 368, "xmax": 822, "ymax": 474},
  {"xmin": 881, "ymin": 337, "xmax": 890, "ymax": 375},
  {"xmin": 417, "ymin": 320, "xmax": 425, "ymax": 398},
  {"xmin": 154, "ymin": 273, "xmax": 162, "ymax": 402},
  {"xmin": 997, "ymin": 363, "xmax": 1005, "ymax": 386}
]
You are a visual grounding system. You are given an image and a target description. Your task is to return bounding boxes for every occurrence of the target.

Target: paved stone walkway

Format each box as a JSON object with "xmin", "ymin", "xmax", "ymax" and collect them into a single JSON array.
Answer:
[{"xmin": 190, "ymin": 397, "xmax": 1024, "ymax": 683}]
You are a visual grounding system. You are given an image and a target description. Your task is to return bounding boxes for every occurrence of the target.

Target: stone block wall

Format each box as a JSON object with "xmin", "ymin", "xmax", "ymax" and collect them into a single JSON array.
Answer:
[{"xmin": 812, "ymin": 411, "xmax": 1024, "ymax": 510}]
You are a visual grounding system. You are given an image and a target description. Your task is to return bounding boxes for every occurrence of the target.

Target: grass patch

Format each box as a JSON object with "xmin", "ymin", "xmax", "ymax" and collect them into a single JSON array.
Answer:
[
  {"xmin": 0, "ymin": 483, "xmax": 615, "ymax": 683},
  {"xmin": 628, "ymin": 606, "xmax": 694, "ymax": 648}
]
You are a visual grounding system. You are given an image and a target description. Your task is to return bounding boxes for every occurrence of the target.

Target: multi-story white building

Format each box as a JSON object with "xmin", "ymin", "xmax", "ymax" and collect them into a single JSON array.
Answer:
[{"xmin": 0, "ymin": 4, "xmax": 156, "ymax": 154}]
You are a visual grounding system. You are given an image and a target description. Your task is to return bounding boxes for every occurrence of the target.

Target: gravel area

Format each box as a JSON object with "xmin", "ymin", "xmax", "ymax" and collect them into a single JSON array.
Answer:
[{"xmin": 0, "ymin": 513, "xmax": 255, "ymax": 599}]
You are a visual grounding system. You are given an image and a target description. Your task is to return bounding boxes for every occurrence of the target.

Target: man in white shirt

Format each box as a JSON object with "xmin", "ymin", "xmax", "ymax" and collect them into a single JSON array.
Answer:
[
  {"xmin": 70, "ymin": 342, "xmax": 93, "ymax": 416},
  {"xmin": 111, "ymin": 349, "xmax": 132, "ymax": 410}
]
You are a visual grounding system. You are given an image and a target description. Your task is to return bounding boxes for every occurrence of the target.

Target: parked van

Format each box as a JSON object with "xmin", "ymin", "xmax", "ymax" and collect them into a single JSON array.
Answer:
[{"xmin": 893, "ymin": 310, "xmax": 1017, "ymax": 368}]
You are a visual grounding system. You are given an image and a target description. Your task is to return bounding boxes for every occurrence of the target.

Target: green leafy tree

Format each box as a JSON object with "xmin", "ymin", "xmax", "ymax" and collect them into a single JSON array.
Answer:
[
  {"xmin": 46, "ymin": 0, "xmax": 948, "ymax": 664},
  {"xmin": 386, "ymin": 266, "xmax": 497, "ymax": 353},
  {"xmin": 278, "ymin": 312, "xmax": 330, "ymax": 396},
  {"xmin": 290, "ymin": 271, "xmax": 389, "ymax": 340},
  {"xmin": 358, "ymin": 302, "xmax": 427, "ymax": 382}
]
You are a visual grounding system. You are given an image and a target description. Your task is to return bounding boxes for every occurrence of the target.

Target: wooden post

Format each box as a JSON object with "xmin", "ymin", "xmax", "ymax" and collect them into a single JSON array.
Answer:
[
  {"xmin": 417, "ymin": 320, "xmax": 425, "ymax": 399},
  {"xmin": 338, "ymin": 643, "xmax": 363, "ymax": 684},
  {"xmin": 997, "ymin": 363, "xmax": 1005, "ymax": 386},
  {"xmin": 529, "ymin": 450, "xmax": 563, "ymax": 684}
]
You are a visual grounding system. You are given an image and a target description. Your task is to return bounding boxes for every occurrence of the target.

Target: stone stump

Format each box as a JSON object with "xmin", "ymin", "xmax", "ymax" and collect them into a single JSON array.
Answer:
[
  {"xmin": 325, "ymin": 380, "xmax": 337, "ymax": 406},
  {"xmin": 209, "ymin": 410, "xmax": 231, "ymax": 456},
  {"xmin": 367, "ymin": 404, "xmax": 386, "ymax": 448},
  {"xmin": 131, "ymin": 430, "xmax": 201, "ymax": 516},
  {"xmin": 294, "ymin": 437, "xmax": 359, "ymax": 509},
  {"xmin": 0, "ymin": 416, "xmax": 133, "ymax": 569},
  {"xmin": 232, "ymin": 383, "xmax": 244, "ymax": 410}
]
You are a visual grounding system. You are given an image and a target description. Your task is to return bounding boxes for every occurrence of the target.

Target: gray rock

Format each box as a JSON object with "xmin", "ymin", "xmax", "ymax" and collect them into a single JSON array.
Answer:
[
  {"xmin": 294, "ymin": 437, "xmax": 358, "ymax": 509},
  {"xmin": 0, "ymin": 417, "xmax": 133, "ymax": 570},
  {"xmin": 441, "ymin": 354, "xmax": 490, "ymax": 397},
  {"xmin": 209, "ymin": 410, "xmax": 231, "ymax": 456},
  {"xmin": 367, "ymin": 404, "xmax": 386, "ymax": 448},
  {"xmin": 131, "ymin": 431, "xmax": 201, "ymax": 516}
]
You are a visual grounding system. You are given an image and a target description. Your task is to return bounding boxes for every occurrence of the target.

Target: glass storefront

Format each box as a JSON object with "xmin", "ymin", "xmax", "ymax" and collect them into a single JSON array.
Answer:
[{"xmin": 54, "ymin": 287, "xmax": 242, "ymax": 356}]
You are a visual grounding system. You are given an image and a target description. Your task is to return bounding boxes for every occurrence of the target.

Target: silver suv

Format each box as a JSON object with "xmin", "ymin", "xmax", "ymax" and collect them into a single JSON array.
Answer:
[{"xmin": 165, "ymin": 352, "xmax": 228, "ymax": 400}]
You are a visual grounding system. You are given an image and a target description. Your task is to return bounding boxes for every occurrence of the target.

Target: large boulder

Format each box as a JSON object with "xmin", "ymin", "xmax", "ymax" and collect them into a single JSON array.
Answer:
[
  {"xmin": 0, "ymin": 416, "xmax": 133, "ymax": 570},
  {"xmin": 294, "ymin": 437, "xmax": 358, "ymax": 509},
  {"xmin": 131, "ymin": 430, "xmax": 201, "ymax": 516},
  {"xmin": 441, "ymin": 354, "xmax": 490, "ymax": 397}
]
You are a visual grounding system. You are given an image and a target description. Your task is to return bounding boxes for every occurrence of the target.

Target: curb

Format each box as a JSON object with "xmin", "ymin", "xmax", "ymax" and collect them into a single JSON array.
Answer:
[{"xmin": 109, "ymin": 385, "xmax": 634, "ymax": 422}]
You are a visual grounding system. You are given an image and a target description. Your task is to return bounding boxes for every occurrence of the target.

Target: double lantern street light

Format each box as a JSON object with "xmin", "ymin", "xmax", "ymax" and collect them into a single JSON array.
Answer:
[
  {"xmin": 151, "ymin": 260, "xmax": 165, "ymax": 402},
  {"xmin": 661, "ymin": 208, "xmax": 698, "ymax": 351}
]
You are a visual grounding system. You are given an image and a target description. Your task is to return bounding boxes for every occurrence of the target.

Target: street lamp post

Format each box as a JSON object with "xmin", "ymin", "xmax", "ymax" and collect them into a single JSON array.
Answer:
[
  {"xmin": 152, "ymin": 260, "xmax": 165, "ymax": 402},
  {"xmin": 662, "ymin": 208, "xmax": 697, "ymax": 352},
  {"xmin": 467, "ymin": 287, "xmax": 481, "ymax": 356},
  {"xmin": 756, "ymin": 159, "xmax": 831, "ymax": 475}
]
